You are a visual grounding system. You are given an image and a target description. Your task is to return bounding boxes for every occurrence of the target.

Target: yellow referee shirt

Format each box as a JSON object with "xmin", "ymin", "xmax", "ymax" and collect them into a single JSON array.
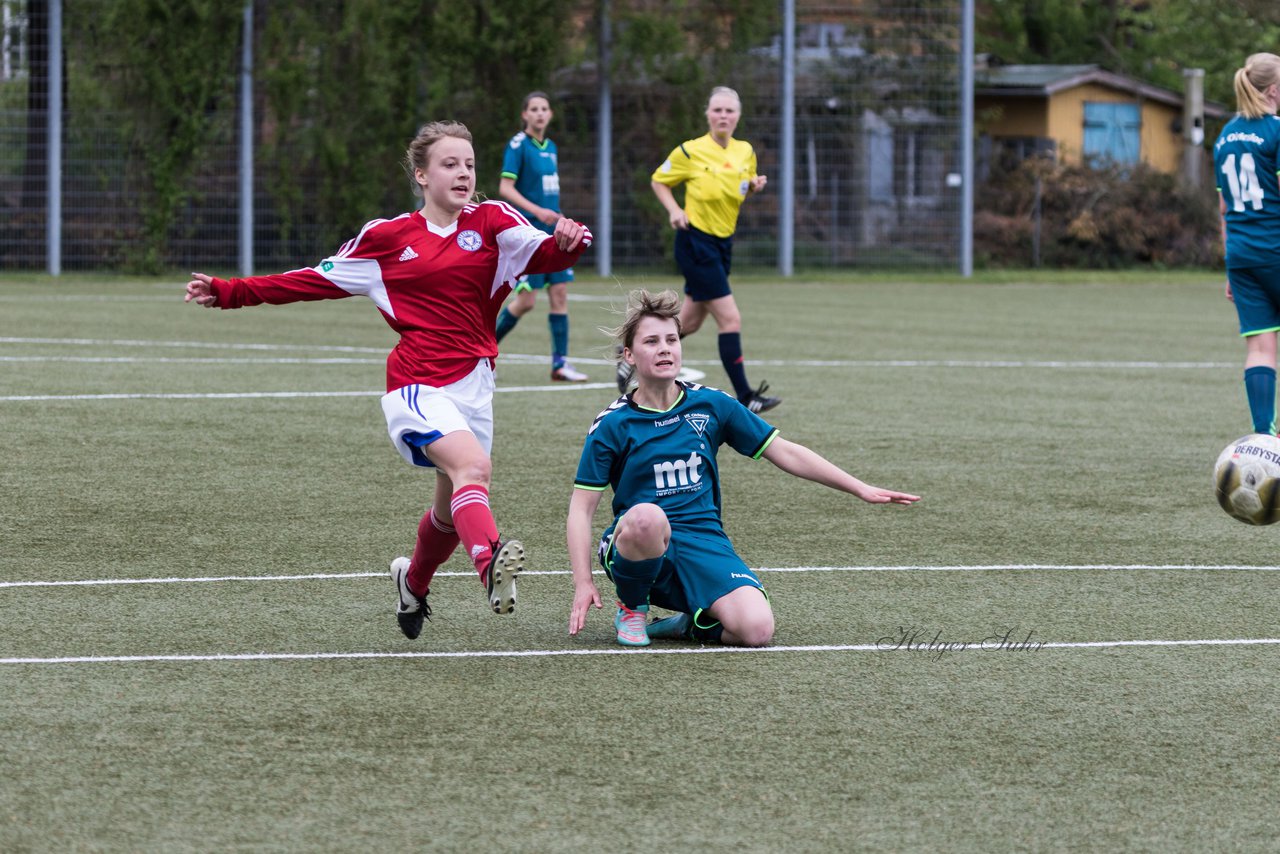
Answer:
[{"xmin": 651, "ymin": 134, "xmax": 758, "ymax": 238}]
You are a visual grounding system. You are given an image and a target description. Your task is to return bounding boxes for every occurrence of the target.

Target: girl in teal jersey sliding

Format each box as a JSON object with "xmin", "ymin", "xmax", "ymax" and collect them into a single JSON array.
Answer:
[{"xmin": 568, "ymin": 290, "xmax": 919, "ymax": 648}]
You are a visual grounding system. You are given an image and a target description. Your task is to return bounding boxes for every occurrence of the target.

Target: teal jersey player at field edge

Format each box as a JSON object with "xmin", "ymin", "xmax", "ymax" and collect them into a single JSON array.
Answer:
[
  {"xmin": 494, "ymin": 91, "xmax": 589, "ymax": 382},
  {"xmin": 1215, "ymin": 52, "xmax": 1280, "ymax": 436},
  {"xmin": 567, "ymin": 289, "xmax": 919, "ymax": 649}
]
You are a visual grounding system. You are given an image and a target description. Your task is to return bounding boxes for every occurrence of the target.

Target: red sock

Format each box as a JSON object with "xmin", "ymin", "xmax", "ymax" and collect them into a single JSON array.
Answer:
[
  {"xmin": 450, "ymin": 484, "xmax": 500, "ymax": 577},
  {"xmin": 407, "ymin": 509, "xmax": 459, "ymax": 596}
]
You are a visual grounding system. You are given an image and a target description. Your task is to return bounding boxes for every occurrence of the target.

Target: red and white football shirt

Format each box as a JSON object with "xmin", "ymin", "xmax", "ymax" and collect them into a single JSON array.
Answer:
[{"xmin": 208, "ymin": 201, "xmax": 592, "ymax": 389}]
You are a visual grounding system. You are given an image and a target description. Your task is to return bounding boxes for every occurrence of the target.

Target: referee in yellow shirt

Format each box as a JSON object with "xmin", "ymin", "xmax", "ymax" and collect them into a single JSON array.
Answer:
[{"xmin": 622, "ymin": 86, "xmax": 779, "ymax": 414}]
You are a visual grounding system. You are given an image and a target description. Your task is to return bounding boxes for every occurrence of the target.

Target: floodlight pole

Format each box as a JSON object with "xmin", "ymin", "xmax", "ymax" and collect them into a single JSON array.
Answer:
[
  {"xmin": 959, "ymin": 0, "xmax": 974, "ymax": 277},
  {"xmin": 46, "ymin": 0, "xmax": 62, "ymax": 276},
  {"xmin": 595, "ymin": 0, "xmax": 612, "ymax": 278},
  {"xmin": 238, "ymin": 1, "xmax": 254, "ymax": 276},
  {"xmin": 778, "ymin": 0, "xmax": 795, "ymax": 277}
]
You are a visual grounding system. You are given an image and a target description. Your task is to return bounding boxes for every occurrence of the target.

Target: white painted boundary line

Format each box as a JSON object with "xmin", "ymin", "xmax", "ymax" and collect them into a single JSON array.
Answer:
[
  {"xmin": 0, "ymin": 336, "xmax": 388, "ymax": 353},
  {"xmin": 0, "ymin": 337, "xmax": 1236, "ymax": 370},
  {"xmin": 0, "ymin": 383, "xmax": 620, "ymax": 402},
  {"xmin": 4, "ymin": 637, "xmax": 1280, "ymax": 666},
  {"xmin": 3, "ymin": 564, "xmax": 1277, "ymax": 589},
  {"xmin": 0, "ymin": 355, "xmax": 387, "ymax": 365}
]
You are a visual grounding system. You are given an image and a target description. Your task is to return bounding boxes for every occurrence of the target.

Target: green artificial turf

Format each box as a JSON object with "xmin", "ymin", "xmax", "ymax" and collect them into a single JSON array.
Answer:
[{"xmin": 2, "ymin": 271, "xmax": 1277, "ymax": 852}]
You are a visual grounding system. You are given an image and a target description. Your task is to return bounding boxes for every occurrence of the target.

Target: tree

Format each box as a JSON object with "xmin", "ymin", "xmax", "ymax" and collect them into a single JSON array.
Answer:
[{"xmin": 978, "ymin": 0, "xmax": 1280, "ymax": 108}]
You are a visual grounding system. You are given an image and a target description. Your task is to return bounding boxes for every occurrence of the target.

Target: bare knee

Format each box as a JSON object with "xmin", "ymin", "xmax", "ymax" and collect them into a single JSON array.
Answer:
[
  {"xmin": 511, "ymin": 290, "xmax": 537, "ymax": 315},
  {"xmin": 614, "ymin": 503, "xmax": 670, "ymax": 558},
  {"xmin": 451, "ymin": 455, "xmax": 492, "ymax": 489},
  {"xmin": 728, "ymin": 612, "xmax": 774, "ymax": 647},
  {"xmin": 547, "ymin": 284, "xmax": 568, "ymax": 313}
]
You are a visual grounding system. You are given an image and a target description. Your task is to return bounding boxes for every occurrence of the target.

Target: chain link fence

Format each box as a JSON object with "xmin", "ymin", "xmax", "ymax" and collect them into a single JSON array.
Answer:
[{"xmin": 1, "ymin": 0, "xmax": 962, "ymax": 274}]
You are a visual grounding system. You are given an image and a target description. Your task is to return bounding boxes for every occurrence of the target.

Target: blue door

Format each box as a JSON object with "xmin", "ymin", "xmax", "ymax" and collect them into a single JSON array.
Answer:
[{"xmin": 1082, "ymin": 102, "xmax": 1141, "ymax": 165}]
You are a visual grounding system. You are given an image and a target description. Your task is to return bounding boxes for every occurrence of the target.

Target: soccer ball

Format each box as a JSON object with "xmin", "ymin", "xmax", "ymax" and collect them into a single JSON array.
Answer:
[{"xmin": 1214, "ymin": 433, "xmax": 1280, "ymax": 525}]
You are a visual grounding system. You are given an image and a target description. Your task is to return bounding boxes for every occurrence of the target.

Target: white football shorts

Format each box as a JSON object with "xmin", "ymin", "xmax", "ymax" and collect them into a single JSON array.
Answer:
[{"xmin": 380, "ymin": 359, "xmax": 496, "ymax": 468}]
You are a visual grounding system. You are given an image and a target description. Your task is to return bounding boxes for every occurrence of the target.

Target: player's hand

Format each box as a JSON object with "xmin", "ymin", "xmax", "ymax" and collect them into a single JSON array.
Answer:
[
  {"xmin": 553, "ymin": 217, "xmax": 586, "ymax": 252},
  {"xmin": 1225, "ymin": 279, "xmax": 1234, "ymax": 302},
  {"xmin": 854, "ymin": 484, "xmax": 921, "ymax": 505},
  {"xmin": 569, "ymin": 582, "xmax": 603, "ymax": 636},
  {"xmin": 185, "ymin": 272, "xmax": 218, "ymax": 307},
  {"xmin": 749, "ymin": 174, "xmax": 768, "ymax": 194},
  {"xmin": 668, "ymin": 209, "xmax": 689, "ymax": 230},
  {"xmin": 537, "ymin": 207, "xmax": 560, "ymax": 227}
]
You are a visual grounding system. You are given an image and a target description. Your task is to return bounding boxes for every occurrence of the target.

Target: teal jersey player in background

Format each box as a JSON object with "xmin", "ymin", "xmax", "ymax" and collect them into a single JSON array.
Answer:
[
  {"xmin": 1216, "ymin": 52, "xmax": 1280, "ymax": 436},
  {"xmin": 495, "ymin": 91, "xmax": 589, "ymax": 382},
  {"xmin": 567, "ymin": 290, "xmax": 919, "ymax": 648}
]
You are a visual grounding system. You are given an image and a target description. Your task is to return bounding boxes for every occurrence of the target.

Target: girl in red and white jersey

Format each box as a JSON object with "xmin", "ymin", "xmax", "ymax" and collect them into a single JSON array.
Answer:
[{"xmin": 185, "ymin": 121, "xmax": 591, "ymax": 639}]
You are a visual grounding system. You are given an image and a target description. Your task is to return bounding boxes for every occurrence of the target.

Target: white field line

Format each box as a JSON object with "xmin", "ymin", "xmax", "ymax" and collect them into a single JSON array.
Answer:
[
  {"xmin": 0, "ymin": 336, "xmax": 389, "ymax": 354},
  {"xmin": 0, "ymin": 383, "xmax": 620, "ymax": 402},
  {"xmin": 3, "ymin": 564, "xmax": 1277, "ymax": 590},
  {"xmin": 4, "ymin": 637, "xmax": 1280, "ymax": 666},
  {"xmin": 0, "ymin": 293, "xmax": 619, "ymax": 304},
  {"xmin": 0, "ymin": 355, "xmax": 386, "ymax": 365},
  {"xmin": 0, "ymin": 337, "xmax": 1236, "ymax": 370}
]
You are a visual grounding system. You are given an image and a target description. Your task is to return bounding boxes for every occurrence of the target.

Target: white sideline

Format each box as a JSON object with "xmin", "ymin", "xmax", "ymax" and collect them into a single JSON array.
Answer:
[
  {"xmin": 0, "ymin": 384, "xmax": 620, "ymax": 402},
  {"xmin": 0, "ymin": 337, "xmax": 1237, "ymax": 370},
  {"xmin": 4, "ymin": 637, "xmax": 1280, "ymax": 666},
  {"xmin": 2, "ymin": 564, "xmax": 1278, "ymax": 589}
]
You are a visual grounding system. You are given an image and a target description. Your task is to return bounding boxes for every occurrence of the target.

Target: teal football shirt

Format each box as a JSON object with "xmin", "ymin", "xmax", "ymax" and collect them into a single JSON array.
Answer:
[
  {"xmin": 574, "ymin": 382, "xmax": 779, "ymax": 530},
  {"xmin": 1215, "ymin": 114, "xmax": 1280, "ymax": 269},
  {"xmin": 501, "ymin": 131, "xmax": 561, "ymax": 236}
]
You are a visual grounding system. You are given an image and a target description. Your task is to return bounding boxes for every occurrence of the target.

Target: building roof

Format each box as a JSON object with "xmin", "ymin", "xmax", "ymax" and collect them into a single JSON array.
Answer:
[{"xmin": 976, "ymin": 63, "xmax": 1229, "ymax": 118}]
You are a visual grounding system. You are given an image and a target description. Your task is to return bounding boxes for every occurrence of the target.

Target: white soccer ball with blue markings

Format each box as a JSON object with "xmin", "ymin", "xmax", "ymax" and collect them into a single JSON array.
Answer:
[{"xmin": 1214, "ymin": 434, "xmax": 1280, "ymax": 525}]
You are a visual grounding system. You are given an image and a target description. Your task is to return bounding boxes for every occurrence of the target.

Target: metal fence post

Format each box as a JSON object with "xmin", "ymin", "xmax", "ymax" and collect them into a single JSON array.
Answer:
[
  {"xmin": 46, "ymin": 0, "xmax": 61, "ymax": 276},
  {"xmin": 238, "ymin": 1, "xmax": 253, "ymax": 277}
]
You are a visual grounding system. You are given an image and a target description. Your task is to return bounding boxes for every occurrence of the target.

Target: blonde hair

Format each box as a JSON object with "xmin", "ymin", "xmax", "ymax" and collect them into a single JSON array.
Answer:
[
  {"xmin": 707, "ymin": 86, "xmax": 741, "ymax": 110},
  {"xmin": 403, "ymin": 121, "xmax": 473, "ymax": 192},
  {"xmin": 610, "ymin": 289, "xmax": 682, "ymax": 352},
  {"xmin": 1234, "ymin": 53, "xmax": 1280, "ymax": 119}
]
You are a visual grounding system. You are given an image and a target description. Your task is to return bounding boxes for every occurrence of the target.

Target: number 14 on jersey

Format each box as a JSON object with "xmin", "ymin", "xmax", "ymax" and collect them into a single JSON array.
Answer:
[{"xmin": 1222, "ymin": 152, "xmax": 1266, "ymax": 212}]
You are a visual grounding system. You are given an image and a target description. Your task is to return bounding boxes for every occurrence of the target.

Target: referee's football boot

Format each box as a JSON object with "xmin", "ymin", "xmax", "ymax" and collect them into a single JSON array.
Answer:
[
  {"xmin": 484, "ymin": 539, "xmax": 525, "ymax": 615},
  {"xmin": 390, "ymin": 557, "xmax": 431, "ymax": 640},
  {"xmin": 614, "ymin": 602, "xmax": 651, "ymax": 647},
  {"xmin": 743, "ymin": 381, "xmax": 782, "ymax": 415},
  {"xmin": 646, "ymin": 611, "xmax": 693, "ymax": 641},
  {"xmin": 614, "ymin": 344, "xmax": 635, "ymax": 394}
]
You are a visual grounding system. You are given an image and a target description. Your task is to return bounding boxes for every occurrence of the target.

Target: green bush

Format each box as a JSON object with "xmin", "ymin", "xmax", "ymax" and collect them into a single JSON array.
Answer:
[{"xmin": 976, "ymin": 157, "xmax": 1221, "ymax": 269}]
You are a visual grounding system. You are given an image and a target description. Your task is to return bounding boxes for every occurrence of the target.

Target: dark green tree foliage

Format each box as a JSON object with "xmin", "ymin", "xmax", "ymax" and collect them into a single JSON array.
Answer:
[
  {"xmin": 594, "ymin": 0, "xmax": 778, "ymax": 251},
  {"xmin": 255, "ymin": 0, "xmax": 431, "ymax": 257},
  {"xmin": 978, "ymin": 0, "xmax": 1280, "ymax": 109},
  {"xmin": 85, "ymin": 0, "xmax": 242, "ymax": 271},
  {"xmin": 254, "ymin": 0, "xmax": 582, "ymax": 256}
]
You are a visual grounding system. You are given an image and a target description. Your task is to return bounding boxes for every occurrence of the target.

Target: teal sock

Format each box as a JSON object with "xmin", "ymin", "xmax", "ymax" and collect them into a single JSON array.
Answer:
[
  {"xmin": 1244, "ymin": 366, "xmax": 1276, "ymax": 434},
  {"xmin": 495, "ymin": 307, "xmax": 519, "ymax": 342},
  {"xmin": 549, "ymin": 313, "xmax": 569, "ymax": 370},
  {"xmin": 609, "ymin": 550, "xmax": 663, "ymax": 610}
]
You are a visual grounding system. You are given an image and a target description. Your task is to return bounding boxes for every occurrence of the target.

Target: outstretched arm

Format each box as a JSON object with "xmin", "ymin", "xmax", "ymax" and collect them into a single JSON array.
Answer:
[
  {"xmin": 567, "ymin": 487, "xmax": 605, "ymax": 635},
  {"xmin": 762, "ymin": 437, "xmax": 919, "ymax": 505}
]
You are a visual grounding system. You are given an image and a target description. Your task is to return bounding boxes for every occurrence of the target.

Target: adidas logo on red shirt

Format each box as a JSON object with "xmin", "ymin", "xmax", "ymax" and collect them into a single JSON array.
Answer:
[{"xmin": 398, "ymin": 246, "xmax": 419, "ymax": 262}]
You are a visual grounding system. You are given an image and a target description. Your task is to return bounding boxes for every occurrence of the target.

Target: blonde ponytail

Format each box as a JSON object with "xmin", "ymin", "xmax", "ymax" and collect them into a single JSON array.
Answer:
[{"xmin": 1234, "ymin": 53, "xmax": 1280, "ymax": 119}]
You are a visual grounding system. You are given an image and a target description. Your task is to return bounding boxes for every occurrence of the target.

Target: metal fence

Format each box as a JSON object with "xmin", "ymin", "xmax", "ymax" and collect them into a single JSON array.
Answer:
[{"xmin": 1, "ymin": 0, "xmax": 963, "ymax": 274}]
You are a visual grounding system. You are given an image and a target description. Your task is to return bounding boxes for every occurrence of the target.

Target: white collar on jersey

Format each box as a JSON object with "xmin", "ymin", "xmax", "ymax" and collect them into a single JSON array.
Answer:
[{"xmin": 417, "ymin": 210, "xmax": 460, "ymax": 237}]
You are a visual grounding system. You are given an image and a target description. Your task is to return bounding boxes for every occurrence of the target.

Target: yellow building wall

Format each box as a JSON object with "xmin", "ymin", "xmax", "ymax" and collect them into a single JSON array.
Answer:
[
  {"xmin": 983, "ymin": 81, "xmax": 1185, "ymax": 173},
  {"xmin": 976, "ymin": 96, "xmax": 1048, "ymax": 137}
]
